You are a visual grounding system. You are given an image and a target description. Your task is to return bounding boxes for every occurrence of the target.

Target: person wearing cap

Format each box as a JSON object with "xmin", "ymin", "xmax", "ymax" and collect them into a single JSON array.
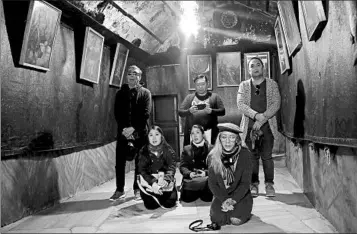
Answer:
[
  {"xmin": 178, "ymin": 74, "xmax": 225, "ymax": 146},
  {"xmin": 206, "ymin": 123, "xmax": 253, "ymax": 227},
  {"xmin": 110, "ymin": 65, "xmax": 152, "ymax": 201},
  {"xmin": 237, "ymin": 57, "xmax": 281, "ymax": 197}
]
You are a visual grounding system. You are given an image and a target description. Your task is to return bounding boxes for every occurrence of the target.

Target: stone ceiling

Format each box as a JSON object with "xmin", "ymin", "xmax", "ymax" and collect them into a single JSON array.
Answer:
[{"xmin": 80, "ymin": 1, "xmax": 279, "ymax": 55}]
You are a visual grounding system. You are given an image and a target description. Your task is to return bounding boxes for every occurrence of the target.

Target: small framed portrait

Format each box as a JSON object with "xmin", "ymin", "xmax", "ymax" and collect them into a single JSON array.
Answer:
[
  {"xmin": 109, "ymin": 43, "xmax": 129, "ymax": 88},
  {"xmin": 277, "ymin": 1, "xmax": 302, "ymax": 57},
  {"xmin": 187, "ymin": 54, "xmax": 212, "ymax": 91},
  {"xmin": 274, "ymin": 16, "xmax": 291, "ymax": 74},
  {"xmin": 79, "ymin": 27, "xmax": 104, "ymax": 84},
  {"xmin": 300, "ymin": 1, "xmax": 327, "ymax": 41},
  {"xmin": 244, "ymin": 52, "xmax": 270, "ymax": 80},
  {"xmin": 216, "ymin": 52, "xmax": 241, "ymax": 87},
  {"xmin": 19, "ymin": 0, "xmax": 62, "ymax": 71}
]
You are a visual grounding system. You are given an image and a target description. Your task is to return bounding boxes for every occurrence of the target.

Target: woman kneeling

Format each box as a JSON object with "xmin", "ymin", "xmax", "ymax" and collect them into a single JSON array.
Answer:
[
  {"xmin": 137, "ymin": 126, "xmax": 178, "ymax": 209},
  {"xmin": 207, "ymin": 123, "xmax": 253, "ymax": 227}
]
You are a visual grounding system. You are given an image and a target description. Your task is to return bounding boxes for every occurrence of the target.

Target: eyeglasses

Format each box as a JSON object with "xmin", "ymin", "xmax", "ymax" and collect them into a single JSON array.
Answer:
[
  {"xmin": 255, "ymin": 85, "xmax": 260, "ymax": 95},
  {"xmin": 220, "ymin": 135, "xmax": 237, "ymax": 142}
]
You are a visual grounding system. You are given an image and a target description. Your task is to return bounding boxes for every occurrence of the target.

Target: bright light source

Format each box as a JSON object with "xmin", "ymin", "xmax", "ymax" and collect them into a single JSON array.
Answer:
[{"xmin": 179, "ymin": 1, "xmax": 200, "ymax": 38}]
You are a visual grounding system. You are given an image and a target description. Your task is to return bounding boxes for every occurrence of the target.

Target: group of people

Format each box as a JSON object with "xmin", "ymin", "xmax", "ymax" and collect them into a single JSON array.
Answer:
[{"xmin": 109, "ymin": 56, "xmax": 281, "ymax": 228}]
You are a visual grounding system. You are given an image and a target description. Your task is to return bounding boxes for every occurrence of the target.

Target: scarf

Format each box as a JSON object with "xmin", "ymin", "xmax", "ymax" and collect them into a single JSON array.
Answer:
[
  {"xmin": 148, "ymin": 138, "xmax": 164, "ymax": 157},
  {"xmin": 222, "ymin": 145, "xmax": 241, "ymax": 186},
  {"xmin": 192, "ymin": 140, "xmax": 205, "ymax": 148}
]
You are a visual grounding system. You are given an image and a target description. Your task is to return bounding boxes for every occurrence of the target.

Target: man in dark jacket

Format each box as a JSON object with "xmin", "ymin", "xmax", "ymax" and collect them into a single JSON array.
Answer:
[
  {"xmin": 110, "ymin": 65, "xmax": 152, "ymax": 201},
  {"xmin": 178, "ymin": 74, "xmax": 226, "ymax": 146}
]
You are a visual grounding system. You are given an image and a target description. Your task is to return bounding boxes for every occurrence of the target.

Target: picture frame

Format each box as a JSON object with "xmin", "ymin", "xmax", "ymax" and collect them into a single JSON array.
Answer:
[
  {"xmin": 244, "ymin": 52, "xmax": 270, "ymax": 80},
  {"xmin": 79, "ymin": 27, "xmax": 104, "ymax": 84},
  {"xmin": 187, "ymin": 54, "xmax": 212, "ymax": 91},
  {"xmin": 216, "ymin": 52, "xmax": 241, "ymax": 87},
  {"xmin": 19, "ymin": 0, "xmax": 62, "ymax": 71},
  {"xmin": 109, "ymin": 43, "xmax": 129, "ymax": 88},
  {"xmin": 274, "ymin": 16, "xmax": 291, "ymax": 74},
  {"xmin": 300, "ymin": 1, "xmax": 327, "ymax": 41},
  {"xmin": 277, "ymin": 1, "xmax": 302, "ymax": 57}
]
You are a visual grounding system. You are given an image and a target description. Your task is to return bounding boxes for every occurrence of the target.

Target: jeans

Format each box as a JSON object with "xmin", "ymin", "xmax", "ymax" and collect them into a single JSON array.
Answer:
[{"xmin": 245, "ymin": 124, "xmax": 274, "ymax": 184}]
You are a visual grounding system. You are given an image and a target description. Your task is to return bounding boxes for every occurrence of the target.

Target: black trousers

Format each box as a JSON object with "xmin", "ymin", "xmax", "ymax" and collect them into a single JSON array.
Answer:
[
  {"xmin": 245, "ymin": 124, "xmax": 274, "ymax": 184},
  {"xmin": 140, "ymin": 187, "xmax": 178, "ymax": 210},
  {"xmin": 115, "ymin": 135, "xmax": 146, "ymax": 192},
  {"xmin": 180, "ymin": 177, "xmax": 213, "ymax": 203}
]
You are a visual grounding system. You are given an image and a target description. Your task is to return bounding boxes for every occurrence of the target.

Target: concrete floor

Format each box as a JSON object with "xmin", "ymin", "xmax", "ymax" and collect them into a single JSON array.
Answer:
[{"xmin": 2, "ymin": 161, "xmax": 338, "ymax": 233}]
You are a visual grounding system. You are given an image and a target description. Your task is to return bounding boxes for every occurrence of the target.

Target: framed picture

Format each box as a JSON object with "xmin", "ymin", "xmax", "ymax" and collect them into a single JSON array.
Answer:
[
  {"xmin": 187, "ymin": 54, "xmax": 212, "ymax": 91},
  {"xmin": 216, "ymin": 52, "xmax": 241, "ymax": 87},
  {"xmin": 244, "ymin": 52, "xmax": 270, "ymax": 80},
  {"xmin": 277, "ymin": 1, "xmax": 302, "ymax": 57},
  {"xmin": 300, "ymin": 1, "xmax": 327, "ymax": 41},
  {"xmin": 109, "ymin": 43, "xmax": 129, "ymax": 88},
  {"xmin": 80, "ymin": 27, "xmax": 104, "ymax": 84},
  {"xmin": 19, "ymin": 0, "xmax": 62, "ymax": 71},
  {"xmin": 274, "ymin": 16, "xmax": 291, "ymax": 74}
]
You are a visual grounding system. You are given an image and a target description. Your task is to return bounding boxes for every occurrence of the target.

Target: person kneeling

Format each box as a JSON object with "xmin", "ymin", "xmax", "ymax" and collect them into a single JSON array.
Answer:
[
  {"xmin": 137, "ymin": 126, "xmax": 178, "ymax": 210},
  {"xmin": 179, "ymin": 125, "xmax": 213, "ymax": 203},
  {"xmin": 207, "ymin": 123, "xmax": 253, "ymax": 227}
]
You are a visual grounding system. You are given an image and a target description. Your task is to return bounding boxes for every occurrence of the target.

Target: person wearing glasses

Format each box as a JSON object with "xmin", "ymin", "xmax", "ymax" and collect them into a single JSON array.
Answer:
[
  {"xmin": 237, "ymin": 57, "xmax": 281, "ymax": 197},
  {"xmin": 207, "ymin": 123, "xmax": 253, "ymax": 228},
  {"xmin": 178, "ymin": 74, "xmax": 226, "ymax": 147},
  {"xmin": 110, "ymin": 65, "xmax": 152, "ymax": 201}
]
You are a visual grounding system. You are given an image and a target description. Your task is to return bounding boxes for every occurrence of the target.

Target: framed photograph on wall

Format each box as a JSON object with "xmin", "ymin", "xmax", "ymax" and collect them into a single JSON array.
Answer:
[
  {"xmin": 19, "ymin": 0, "xmax": 62, "ymax": 71},
  {"xmin": 109, "ymin": 43, "xmax": 129, "ymax": 88},
  {"xmin": 300, "ymin": 1, "xmax": 327, "ymax": 41},
  {"xmin": 80, "ymin": 27, "xmax": 104, "ymax": 84},
  {"xmin": 277, "ymin": 1, "xmax": 302, "ymax": 57},
  {"xmin": 216, "ymin": 52, "xmax": 241, "ymax": 87},
  {"xmin": 187, "ymin": 54, "xmax": 212, "ymax": 91},
  {"xmin": 244, "ymin": 52, "xmax": 270, "ymax": 80},
  {"xmin": 274, "ymin": 16, "xmax": 291, "ymax": 74}
]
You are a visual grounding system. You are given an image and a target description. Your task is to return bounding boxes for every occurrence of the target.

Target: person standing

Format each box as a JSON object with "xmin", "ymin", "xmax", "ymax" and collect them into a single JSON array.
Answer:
[
  {"xmin": 237, "ymin": 57, "xmax": 281, "ymax": 197},
  {"xmin": 110, "ymin": 65, "xmax": 152, "ymax": 201},
  {"xmin": 178, "ymin": 74, "xmax": 225, "ymax": 146}
]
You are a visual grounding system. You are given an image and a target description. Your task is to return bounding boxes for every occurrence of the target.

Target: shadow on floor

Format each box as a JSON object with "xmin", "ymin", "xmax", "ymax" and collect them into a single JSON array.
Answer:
[
  {"xmin": 266, "ymin": 192, "xmax": 313, "ymax": 208},
  {"xmin": 109, "ymin": 202, "xmax": 174, "ymax": 220}
]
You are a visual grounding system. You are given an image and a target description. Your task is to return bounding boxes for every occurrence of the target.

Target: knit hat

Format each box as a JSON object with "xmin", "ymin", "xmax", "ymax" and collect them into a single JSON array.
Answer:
[{"xmin": 217, "ymin": 123, "xmax": 242, "ymax": 134}]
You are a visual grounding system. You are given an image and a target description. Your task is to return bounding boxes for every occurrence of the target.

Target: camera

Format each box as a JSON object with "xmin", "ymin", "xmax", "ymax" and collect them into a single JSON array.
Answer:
[{"xmin": 196, "ymin": 103, "xmax": 206, "ymax": 110}]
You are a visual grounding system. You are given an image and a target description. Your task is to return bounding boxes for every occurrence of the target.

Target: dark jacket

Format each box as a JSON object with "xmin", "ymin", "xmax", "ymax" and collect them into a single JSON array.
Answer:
[
  {"xmin": 138, "ymin": 144, "xmax": 177, "ymax": 186},
  {"xmin": 114, "ymin": 83, "xmax": 152, "ymax": 136},
  {"xmin": 178, "ymin": 92, "xmax": 225, "ymax": 146},
  {"xmin": 179, "ymin": 141, "xmax": 213, "ymax": 179}
]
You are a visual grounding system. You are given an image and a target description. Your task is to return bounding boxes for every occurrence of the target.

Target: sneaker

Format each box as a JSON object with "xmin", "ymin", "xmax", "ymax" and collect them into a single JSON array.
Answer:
[
  {"xmin": 265, "ymin": 183, "xmax": 275, "ymax": 197},
  {"xmin": 109, "ymin": 190, "xmax": 126, "ymax": 201},
  {"xmin": 134, "ymin": 189, "xmax": 142, "ymax": 200},
  {"xmin": 250, "ymin": 184, "xmax": 259, "ymax": 197}
]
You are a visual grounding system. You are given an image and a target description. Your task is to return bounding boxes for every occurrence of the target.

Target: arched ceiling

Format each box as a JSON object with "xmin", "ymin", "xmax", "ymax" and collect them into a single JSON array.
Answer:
[{"xmin": 80, "ymin": 1, "xmax": 279, "ymax": 55}]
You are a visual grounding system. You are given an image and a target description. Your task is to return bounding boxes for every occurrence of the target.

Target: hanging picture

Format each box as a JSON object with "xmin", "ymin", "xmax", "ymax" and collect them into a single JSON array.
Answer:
[
  {"xmin": 109, "ymin": 43, "xmax": 129, "ymax": 88},
  {"xmin": 19, "ymin": 0, "xmax": 62, "ymax": 71},
  {"xmin": 300, "ymin": 1, "xmax": 327, "ymax": 41},
  {"xmin": 274, "ymin": 16, "xmax": 291, "ymax": 74},
  {"xmin": 187, "ymin": 54, "xmax": 212, "ymax": 91},
  {"xmin": 277, "ymin": 1, "xmax": 302, "ymax": 57},
  {"xmin": 216, "ymin": 52, "xmax": 241, "ymax": 87},
  {"xmin": 80, "ymin": 27, "xmax": 104, "ymax": 84},
  {"xmin": 244, "ymin": 52, "xmax": 270, "ymax": 80}
]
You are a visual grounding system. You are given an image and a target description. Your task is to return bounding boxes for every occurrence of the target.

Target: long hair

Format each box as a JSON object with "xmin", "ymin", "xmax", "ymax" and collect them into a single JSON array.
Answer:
[
  {"xmin": 207, "ymin": 132, "xmax": 225, "ymax": 176},
  {"xmin": 147, "ymin": 125, "xmax": 168, "ymax": 147}
]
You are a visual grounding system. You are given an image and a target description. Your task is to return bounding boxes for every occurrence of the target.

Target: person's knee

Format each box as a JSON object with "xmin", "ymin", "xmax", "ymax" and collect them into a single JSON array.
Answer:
[{"xmin": 230, "ymin": 217, "xmax": 242, "ymax": 225}]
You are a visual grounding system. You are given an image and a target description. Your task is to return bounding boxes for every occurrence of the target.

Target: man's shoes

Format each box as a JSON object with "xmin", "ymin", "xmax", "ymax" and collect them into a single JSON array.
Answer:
[
  {"xmin": 134, "ymin": 189, "xmax": 142, "ymax": 200},
  {"xmin": 265, "ymin": 183, "xmax": 276, "ymax": 197},
  {"xmin": 109, "ymin": 190, "xmax": 126, "ymax": 201},
  {"xmin": 250, "ymin": 184, "xmax": 259, "ymax": 197}
]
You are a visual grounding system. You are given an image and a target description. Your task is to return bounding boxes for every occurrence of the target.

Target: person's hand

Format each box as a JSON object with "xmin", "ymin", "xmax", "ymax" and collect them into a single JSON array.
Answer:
[
  {"xmin": 221, "ymin": 198, "xmax": 236, "ymax": 212},
  {"xmin": 195, "ymin": 169, "xmax": 206, "ymax": 177},
  {"xmin": 157, "ymin": 179, "xmax": 168, "ymax": 188},
  {"xmin": 189, "ymin": 105, "xmax": 198, "ymax": 114},
  {"xmin": 152, "ymin": 182, "xmax": 163, "ymax": 195},
  {"xmin": 252, "ymin": 121, "xmax": 261, "ymax": 131},
  {"xmin": 204, "ymin": 105, "xmax": 212, "ymax": 114},
  {"xmin": 122, "ymin": 127, "xmax": 135, "ymax": 139},
  {"xmin": 255, "ymin": 113, "xmax": 266, "ymax": 122},
  {"xmin": 190, "ymin": 172, "xmax": 198, "ymax": 178}
]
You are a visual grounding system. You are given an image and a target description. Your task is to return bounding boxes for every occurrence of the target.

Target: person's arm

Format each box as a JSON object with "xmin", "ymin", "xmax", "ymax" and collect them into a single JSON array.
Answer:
[
  {"xmin": 178, "ymin": 95, "xmax": 193, "ymax": 117},
  {"xmin": 210, "ymin": 94, "xmax": 225, "ymax": 116},
  {"xmin": 143, "ymin": 89, "xmax": 152, "ymax": 121},
  {"xmin": 179, "ymin": 147, "xmax": 193, "ymax": 179},
  {"xmin": 138, "ymin": 148, "xmax": 157, "ymax": 185},
  {"xmin": 208, "ymin": 167, "xmax": 229, "ymax": 203},
  {"xmin": 114, "ymin": 91, "xmax": 125, "ymax": 131},
  {"xmin": 263, "ymin": 80, "xmax": 281, "ymax": 119},
  {"xmin": 163, "ymin": 147, "xmax": 177, "ymax": 182},
  {"xmin": 237, "ymin": 82, "xmax": 258, "ymax": 120},
  {"xmin": 231, "ymin": 149, "xmax": 253, "ymax": 203}
]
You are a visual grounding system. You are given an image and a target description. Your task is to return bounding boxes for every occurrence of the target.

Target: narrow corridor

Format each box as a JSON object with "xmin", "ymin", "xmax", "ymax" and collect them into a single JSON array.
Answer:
[{"xmin": 2, "ymin": 159, "xmax": 337, "ymax": 233}]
